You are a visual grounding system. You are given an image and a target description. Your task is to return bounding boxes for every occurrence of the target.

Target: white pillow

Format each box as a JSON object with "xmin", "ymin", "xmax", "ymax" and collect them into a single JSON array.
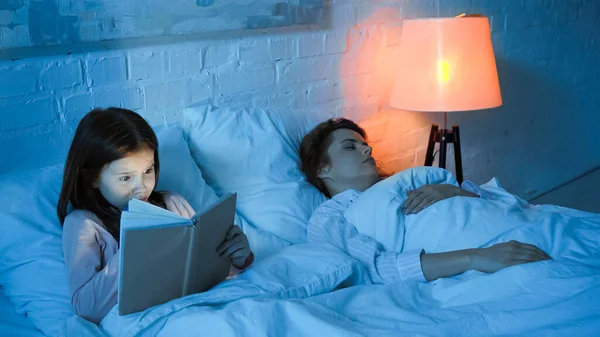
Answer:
[
  {"xmin": 0, "ymin": 164, "xmax": 74, "ymax": 336},
  {"xmin": 0, "ymin": 124, "xmax": 214, "ymax": 334},
  {"xmin": 183, "ymin": 105, "xmax": 329, "ymax": 261},
  {"xmin": 155, "ymin": 124, "xmax": 219, "ymax": 211},
  {"xmin": 0, "ymin": 286, "xmax": 46, "ymax": 337}
]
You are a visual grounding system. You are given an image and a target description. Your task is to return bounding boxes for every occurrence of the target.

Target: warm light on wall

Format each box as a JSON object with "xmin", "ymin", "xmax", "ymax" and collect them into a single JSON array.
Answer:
[
  {"xmin": 337, "ymin": 8, "xmax": 435, "ymax": 173},
  {"xmin": 339, "ymin": 8, "xmax": 403, "ymax": 122}
]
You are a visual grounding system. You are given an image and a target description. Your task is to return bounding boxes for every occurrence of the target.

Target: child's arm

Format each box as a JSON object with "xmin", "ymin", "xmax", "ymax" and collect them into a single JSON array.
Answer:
[
  {"xmin": 218, "ymin": 225, "xmax": 254, "ymax": 275},
  {"xmin": 162, "ymin": 192, "xmax": 195, "ymax": 219},
  {"xmin": 229, "ymin": 252, "xmax": 255, "ymax": 276},
  {"xmin": 62, "ymin": 211, "xmax": 119, "ymax": 324}
]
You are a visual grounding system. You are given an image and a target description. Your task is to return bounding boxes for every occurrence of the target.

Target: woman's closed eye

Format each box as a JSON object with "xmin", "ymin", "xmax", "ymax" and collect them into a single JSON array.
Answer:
[{"xmin": 344, "ymin": 145, "xmax": 355, "ymax": 150}]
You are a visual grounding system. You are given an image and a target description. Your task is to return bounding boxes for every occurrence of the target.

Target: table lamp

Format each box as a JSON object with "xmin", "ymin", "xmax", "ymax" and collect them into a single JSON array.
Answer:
[{"xmin": 389, "ymin": 14, "xmax": 502, "ymax": 184}]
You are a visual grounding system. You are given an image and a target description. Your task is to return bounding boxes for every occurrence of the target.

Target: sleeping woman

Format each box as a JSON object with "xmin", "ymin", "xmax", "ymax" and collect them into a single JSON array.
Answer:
[{"xmin": 299, "ymin": 118, "xmax": 551, "ymax": 284}]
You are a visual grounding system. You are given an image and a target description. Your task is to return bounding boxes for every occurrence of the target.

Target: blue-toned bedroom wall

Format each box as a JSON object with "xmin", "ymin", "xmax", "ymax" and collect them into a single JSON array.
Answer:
[
  {"xmin": 0, "ymin": 0, "xmax": 599, "ymax": 201},
  {"xmin": 360, "ymin": 0, "xmax": 600, "ymax": 200}
]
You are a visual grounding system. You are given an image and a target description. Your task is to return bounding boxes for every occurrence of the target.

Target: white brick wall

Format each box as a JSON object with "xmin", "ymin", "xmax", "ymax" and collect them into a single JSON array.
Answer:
[
  {"xmin": 63, "ymin": 93, "xmax": 93, "ymax": 121},
  {"xmin": 86, "ymin": 56, "xmax": 128, "ymax": 86},
  {"xmin": 0, "ymin": 0, "xmax": 599, "ymax": 202},
  {"xmin": 276, "ymin": 56, "xmax": 334, "ymax": 84},
  {"xmin": 0, "ymin": 64, "xmax": 38, "ymax": 98},
  {"xmin": 40, "ymin": 61, "xmax": 83, "ymax": 90},
  {"xmin": 204, "ymin": 45, "xmax": 237, "ymax": 69},
  {"xmin": 0, "ymin": 97, "xmax": 55, "ymax": 130},
  {"xmin": 129, "ymin": 52, "xmax": 165, "ymax": 81},
  {"xmin": 216, "ymin": 66, "xmax": 275, "ymax": 96},
  {"xmin": 169, "ymin": 49, "xmax": 202, "ymax": 76},
  {"xmin": 93, "ymin": 86, "xmax": 143, "ymax": 111}
]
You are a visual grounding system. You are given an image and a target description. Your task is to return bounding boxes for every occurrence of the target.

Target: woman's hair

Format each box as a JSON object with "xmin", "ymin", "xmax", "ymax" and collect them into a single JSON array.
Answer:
[
  {"xmin": 57, "ymin": 107, "xmax": 164, "ymax": 241},
  {"xmin": 299, "ymin": 118, "xmax": 369, "ymax": 198}
]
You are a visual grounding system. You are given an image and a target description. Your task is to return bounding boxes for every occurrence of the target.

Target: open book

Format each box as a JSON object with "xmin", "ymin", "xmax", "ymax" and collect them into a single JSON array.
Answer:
[{"xmin": 118, "ymin": 193, "xmax": 237, "ymax": 316}]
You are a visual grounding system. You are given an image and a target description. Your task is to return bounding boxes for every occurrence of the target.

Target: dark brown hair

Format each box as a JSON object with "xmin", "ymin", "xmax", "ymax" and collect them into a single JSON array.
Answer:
[
  {"xmin": 299, "ymin": 118, "xmax": 368, "ymax": 198},
  {"xmin": 57, "ymin": 107, "xmax": 165, "ymax": 242}
]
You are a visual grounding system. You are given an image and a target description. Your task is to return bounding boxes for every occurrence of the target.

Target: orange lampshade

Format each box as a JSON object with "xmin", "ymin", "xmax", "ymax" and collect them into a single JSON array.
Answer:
[{"xmin": 390, "ymin": 16, "xmax": 502, "ymax": 112}]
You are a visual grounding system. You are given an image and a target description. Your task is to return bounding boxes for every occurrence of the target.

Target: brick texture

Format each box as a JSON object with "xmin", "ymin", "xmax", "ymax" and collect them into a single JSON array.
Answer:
[{"xmin": 0, "ymin": 0, "xmax": 599, "ymax": 203}]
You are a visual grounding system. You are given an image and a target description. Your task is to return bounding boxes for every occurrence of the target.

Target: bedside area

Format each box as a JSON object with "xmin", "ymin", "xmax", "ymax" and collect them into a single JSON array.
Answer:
[{"xmin": 530, "ymin": 167, "xmax": 600, "ymax": 214}]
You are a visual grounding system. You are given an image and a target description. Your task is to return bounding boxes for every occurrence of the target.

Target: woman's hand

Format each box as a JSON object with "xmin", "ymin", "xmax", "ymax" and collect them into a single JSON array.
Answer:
[
  {"xmin": 403, "ymin": 184, "xmax": 478, "ymax": 215},
  {"xmin": 217, "ymin": 225, "xmax": 253, "ymax": 269},
  {"xmin": 163, "ymin": 192, "xmax": 195, "ymax": 219},
  {"xmin": 470, "ymin": 240, "xmax": 552, "ymax": 273}
]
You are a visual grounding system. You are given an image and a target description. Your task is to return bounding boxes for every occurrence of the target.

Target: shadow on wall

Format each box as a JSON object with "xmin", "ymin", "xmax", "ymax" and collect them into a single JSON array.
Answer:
[{"xmin": 452, "ymin": 56, "xmax": 579, "ymax": 199}]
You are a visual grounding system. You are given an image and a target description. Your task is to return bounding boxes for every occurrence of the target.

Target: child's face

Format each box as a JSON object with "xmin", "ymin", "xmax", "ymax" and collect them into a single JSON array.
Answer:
[{"xmin": 97, "ymin": 147, "xmax": 156, "ymax": 210}]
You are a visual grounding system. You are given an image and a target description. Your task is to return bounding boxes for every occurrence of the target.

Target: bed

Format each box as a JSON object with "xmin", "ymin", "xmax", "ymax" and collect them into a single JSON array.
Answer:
[
  {"xmin": 0, "ymin": 289, "xmax": 46, "ymax": 337},
  {"xmin": 1, "ymin": 105, "xmax": 599, "ymax": 337}
]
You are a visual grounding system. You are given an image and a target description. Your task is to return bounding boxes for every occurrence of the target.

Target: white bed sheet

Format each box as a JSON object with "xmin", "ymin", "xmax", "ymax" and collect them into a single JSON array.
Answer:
[
  {"xmin": 96, "ymin": 175, "xmax": 600, "ymax": 336},
  {"xmin": 99, "ymin": 239, "xmax": 600, "ymax": 336},
  {"xmin": 100, "ymin": 243, "xmax": 370, "ymax": 336},
  {"xmin": 100, "ymin": 261, "xmax": 600, "ymax": 337},
  {"xmin": 0, "ymin": 290, "xmax": 45, "ymax": 337}
]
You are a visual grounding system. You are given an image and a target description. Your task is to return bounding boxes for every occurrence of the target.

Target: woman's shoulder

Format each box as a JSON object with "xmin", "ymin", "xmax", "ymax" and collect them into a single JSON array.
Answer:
[
  {"xmin": 311, "ymin": 189, "xmax": 361, "ymax": 219},
  {"xmin": 322, "ymin": 189, "xmax": 361, "ymax": 208}
]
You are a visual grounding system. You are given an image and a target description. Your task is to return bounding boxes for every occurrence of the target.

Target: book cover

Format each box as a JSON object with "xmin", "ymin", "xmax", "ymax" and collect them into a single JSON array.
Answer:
[{"xmin": 118, "ymin": 193, "xmax": 236, "ymax": 315}]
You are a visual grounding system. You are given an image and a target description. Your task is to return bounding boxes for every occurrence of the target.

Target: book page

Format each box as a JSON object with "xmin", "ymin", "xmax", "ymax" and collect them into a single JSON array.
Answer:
[
  {"xmin": 121, "ymin": 211, "xmax": 190, "ymax": 230},
  {"xmin": 122, "ymin": 198, "xmax": 191, "ymax": 230},
  {"xmin": 127, "ymin": 198, "xmax": 184, "ymax": 217}
]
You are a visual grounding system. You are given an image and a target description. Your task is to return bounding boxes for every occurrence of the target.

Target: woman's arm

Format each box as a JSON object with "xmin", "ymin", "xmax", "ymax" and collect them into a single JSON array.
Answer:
[
  {"xmin": 307, "ymin": 198, "xmax": 427, "ymax": 284},
  {"xmin": 308, "ymin": 194, "xmax": 551, "ymax": 284},
  {"xmin": 403, "ymin": 184, "xmax": 479, "ymax": 215},
  {"xmin": 420, "ymin": 249, "xmax": 472, "ymax": 281},
  {"xmin": 420, "ymin": 241, "xmax": 551, "ymax": 282}
]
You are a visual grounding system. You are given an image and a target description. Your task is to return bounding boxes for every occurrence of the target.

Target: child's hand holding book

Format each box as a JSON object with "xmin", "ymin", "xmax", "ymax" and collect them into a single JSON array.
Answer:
[{"xmin": 218, "ymin": 225, "xmax": 254, "ymax": 270}]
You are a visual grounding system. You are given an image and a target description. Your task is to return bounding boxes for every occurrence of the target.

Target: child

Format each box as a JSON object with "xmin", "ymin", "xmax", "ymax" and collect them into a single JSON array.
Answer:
[{"xmin": 57, "ymin": 107, "xmax": 254, "ymax": 324}]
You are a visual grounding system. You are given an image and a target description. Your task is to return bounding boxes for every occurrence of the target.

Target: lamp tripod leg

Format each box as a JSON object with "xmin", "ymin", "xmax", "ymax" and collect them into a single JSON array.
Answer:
[
  {"xmin": 453, "ymin": 125, "xmax": 463, "ymax": 184},
  {"xmin": 439, "ymin": 128, "xmax": 448, "ymax": 169},
  {"xmin": 424, "ymin": 125, "xmax": 438, "ymax": 166}
]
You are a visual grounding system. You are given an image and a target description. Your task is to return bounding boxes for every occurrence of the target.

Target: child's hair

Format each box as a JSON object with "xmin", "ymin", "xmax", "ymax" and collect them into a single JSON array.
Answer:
[
  {"xmin": 299, "ymin": 117, "xmax": 388, "ymax": 198},
  {"xmin": 57, "ymin": 107, "xmax": 164, "ymax": 241}
]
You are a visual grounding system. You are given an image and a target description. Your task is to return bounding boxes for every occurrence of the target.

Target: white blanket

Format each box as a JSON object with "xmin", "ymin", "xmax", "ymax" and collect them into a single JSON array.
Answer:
[
  {"xmin": 100, "ymin": 240, "xmax": 600, "ymax": 336},
  {"xmin": 344, "ymin": 174, "xmax": 600, "ymax": 267},
  {"xmin": 340, "ymin": 173, "xmax": 600, "ymax": 334},
  {"xmin": 100, "ymin": 243, "xmax": 370, "ymax": 336},
  {"xmin": 99, "ymin": 170, "xmax": 600, "ymax": 336}
]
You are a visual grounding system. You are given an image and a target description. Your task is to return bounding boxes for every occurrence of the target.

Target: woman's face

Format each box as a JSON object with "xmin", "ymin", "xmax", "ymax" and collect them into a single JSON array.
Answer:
[
  {"xmin": 96, "ymin": 147, "xmax": 156, "ymax": 209},
  {"xmin": 319, "ymin": 129, "xmax": 380, "ymax": 191}
]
